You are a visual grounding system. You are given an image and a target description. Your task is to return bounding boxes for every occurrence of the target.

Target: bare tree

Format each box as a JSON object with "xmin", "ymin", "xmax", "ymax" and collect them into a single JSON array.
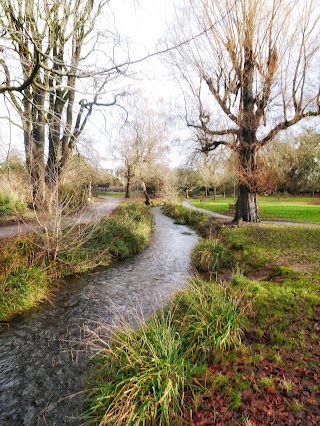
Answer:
[
  {"xmin": 176, "ymin": 166, "xmax": 201, "ymax": 199},
  {"xmin": 171, "ymin": 0, "xmax": 320, "ymax": 222},
  {"xmin": 116, "ymin": 100, "xmax": 168, "ymax": 203},
  {"xmin": 0, "ymin": 0, "xmax": 126, "ymax": 212},
  {"xmin": 196, "ymin": 147, "xmax": 228, "ymax": 200},
  {"xmin": 264, "ymin": 131, "xmax": 320, "ymax": 194}
]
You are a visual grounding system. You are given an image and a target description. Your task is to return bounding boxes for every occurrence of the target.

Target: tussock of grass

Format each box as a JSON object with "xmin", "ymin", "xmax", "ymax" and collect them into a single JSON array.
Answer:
[
  {"xmin": 83, "ymin": 314, "xmax": 189, "ymax": 426},
  {"xmin": 0, "ymin": 266, "xmax": 49, "ymax": 319},
  {"xmin": 191, "ymin": 239, "xmax": 232, "ymax": 273},
  {"xmin": 171, "ymin": 280, "xmax": 246, "ymax": 363},
  {"xmin": 83, "ymin": 279, "xmax": 247, "ymax": 425}
]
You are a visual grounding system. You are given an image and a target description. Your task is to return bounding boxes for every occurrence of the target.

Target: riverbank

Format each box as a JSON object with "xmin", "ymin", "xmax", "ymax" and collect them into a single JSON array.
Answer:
[
  {"xmin": 83, "ymin": 204, "xmax": 320, "ymax": 425},
  {"xmin": 0, "ymin": 205, "xmax": 199, "ymax": 426},
  {"xmin": 0, "ymin": 203, "xmax": 153, "ymax": 321}
]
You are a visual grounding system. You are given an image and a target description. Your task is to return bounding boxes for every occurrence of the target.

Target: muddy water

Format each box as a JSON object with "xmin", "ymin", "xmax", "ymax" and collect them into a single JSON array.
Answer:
[{"xmin": 0, "ymin": 207, "xmax": 199, "ymax": 425}]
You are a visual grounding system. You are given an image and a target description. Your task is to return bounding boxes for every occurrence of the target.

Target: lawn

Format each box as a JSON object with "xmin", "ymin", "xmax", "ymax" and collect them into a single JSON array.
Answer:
[
  {"xmin": 97, "ymin": 191, "xmax": 126, "ymax": 197},
  {"xmin": 190, "ymin": 195, "xmax": 320, "ymax": 223},
  {"xmin": 188, "ymin": 223, "xmax": 320, "ymax": 425}
]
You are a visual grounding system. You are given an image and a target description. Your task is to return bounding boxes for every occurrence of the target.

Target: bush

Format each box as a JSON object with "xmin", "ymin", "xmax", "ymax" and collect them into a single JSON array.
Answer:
[
  {"xmin": 58, "ymin": 184, "xmax": 89, "ymax": 213},
  {"xmin": 191, "ymin": 239, "xmax": 232, "ymax": 273},
  {"xmin": 0, "ymin": 193, "xmax": 26, "ymax": 215}
]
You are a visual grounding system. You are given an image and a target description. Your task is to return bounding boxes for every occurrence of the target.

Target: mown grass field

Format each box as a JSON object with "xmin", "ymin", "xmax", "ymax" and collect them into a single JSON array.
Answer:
[
  {"xmin": 83, "ymin": 205, "xmax": 320, "ymax": 425},
  {"xmin": 190, "ymin": 195, "xmax": 320, "ymax": 223},
  {"xmin": 99, "ymin": 191, "xmax": 126, "ymax": 197}
]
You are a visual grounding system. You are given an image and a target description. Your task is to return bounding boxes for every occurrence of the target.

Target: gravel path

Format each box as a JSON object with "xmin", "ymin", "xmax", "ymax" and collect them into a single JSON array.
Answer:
[
  {"xmin": 0, "ymin": 196, "xmax": 122, "ymax": 239},
  {"xmin": 182, "ymin": 200, "xmax": 320, "ymax": 227}
]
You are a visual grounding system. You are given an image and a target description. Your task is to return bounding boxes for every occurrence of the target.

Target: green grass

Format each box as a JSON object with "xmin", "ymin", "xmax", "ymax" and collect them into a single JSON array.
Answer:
[
  {"xmin": 90, "ymin": 204, "xmax": 320, "ymax": 424},
  {"xmin": 82, "ymin": 279, "xmax": 247, "ymax": 425},
  {"xmin": 100, "ymin": 192, "xmax": 126, "ymax": 197},
  {"xmin": 190, "ymin": 195, "xmax": 320, "ymax": 223},
  {"xmin": 222, "ymin": 224, "xmax": 320, "ymax": 271},
  {"xmin": 0, "ymin": 266, "xmax": 49, "ymax": 320},
  {"xmin": 83, "ymin": 203, "xmax": 153, "ymax": 260},
  {"xmin": 191, "ymin": 239, "xmax": 232, "ymax": 273},
  {"xmin": 0, "ymin": 193, "xmax": 26, "ymax": 215},
  {"xmin": 0, "ymin": 203, "xmax": 153, "ymax": 320}
]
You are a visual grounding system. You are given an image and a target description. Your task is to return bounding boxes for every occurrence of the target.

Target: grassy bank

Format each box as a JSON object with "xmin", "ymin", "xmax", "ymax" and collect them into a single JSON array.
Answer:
[
  {"xmin": 82, "ymin": 278, "xmax": 246, "ymax": 425},
  {"xmin": 0, "ymin": 203, "xmax": 153, "ymax": 321},
  {"xmin": 190, "ymin": 195, "xmax": 320, "ymax": 223},
  {"xmin": 83, "ymin": 204, "xmax": 320, "ymax": 425}
]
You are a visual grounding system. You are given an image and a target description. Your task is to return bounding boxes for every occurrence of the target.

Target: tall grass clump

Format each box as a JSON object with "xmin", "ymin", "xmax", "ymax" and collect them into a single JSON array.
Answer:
[
  {"xmin": 83, "ymin": 279, "xmax": 247, "ymax": 425},
  {"xmin": 0, "ymin": 235, "xmax": 51, "ymax": 320},
  {"xmin": 172, "ymin": 279, "xmax": 245, "ymax": 364},
  {"xmin": 0, "ymin": 266, "xmax": 49, "ymax": 320},
  {"xmin": 191, "ymin": 239, "xmax": 232, "ymax": 273},
  {"xmin": 83, "ymin": 313, "xmax": 190, "ymax": 426},
  {"xmin": 84, "ymin": 203, "xmax": 153, "ymax": 259}
]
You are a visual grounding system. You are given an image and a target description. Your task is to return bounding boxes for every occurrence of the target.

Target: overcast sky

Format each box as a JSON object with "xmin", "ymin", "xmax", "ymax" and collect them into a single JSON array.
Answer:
[
  {"xmin": 84, "ymin": 0, "xmax": 187, "ymax": 169},
  {"xmin": 0, "ymin": 0, "xmax": 187, "ymax": 167}
]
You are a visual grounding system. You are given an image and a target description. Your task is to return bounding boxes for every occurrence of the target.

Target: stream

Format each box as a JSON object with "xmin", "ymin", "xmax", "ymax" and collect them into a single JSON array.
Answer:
[{"xmin": 0, "ymin": 207, "xmax": 199, "ymax": 425}]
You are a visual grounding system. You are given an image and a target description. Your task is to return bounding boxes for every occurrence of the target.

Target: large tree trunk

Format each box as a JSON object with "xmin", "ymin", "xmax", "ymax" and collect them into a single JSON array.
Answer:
[
  {"xmin": 234, "ymin": 184, "xmax": 259, "ymax": 223},
  {"xmin": 234, "ymin": 144, "xmax": 260, "ymax": 223}
]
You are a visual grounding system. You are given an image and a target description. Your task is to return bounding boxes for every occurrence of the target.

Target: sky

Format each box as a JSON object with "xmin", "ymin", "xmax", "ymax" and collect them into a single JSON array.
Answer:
[{"xmin": 82, "ymin": 0, "xmax": 189, "ymax": 170}]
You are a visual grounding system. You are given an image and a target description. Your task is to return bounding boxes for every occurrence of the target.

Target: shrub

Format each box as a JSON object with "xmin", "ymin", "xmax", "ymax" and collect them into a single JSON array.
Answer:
[
  {"xmin": 0, "ymin": 193, "xmax": 26, "ymax": 215},
  {"xmin": 58, "ymin": 184, "xmax": 88, "ymax": 213}
]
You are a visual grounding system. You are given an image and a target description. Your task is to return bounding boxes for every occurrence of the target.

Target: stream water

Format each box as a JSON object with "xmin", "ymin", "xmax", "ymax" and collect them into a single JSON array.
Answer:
[{"xmin": 0, "ymin": 207, "xmax": 199, "ymax": 426}]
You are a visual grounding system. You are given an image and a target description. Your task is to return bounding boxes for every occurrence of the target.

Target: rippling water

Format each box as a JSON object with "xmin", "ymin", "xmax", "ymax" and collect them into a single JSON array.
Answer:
[{"xmin": 0, "ymin": 207, "xmax": 199, "ymax": 425}]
